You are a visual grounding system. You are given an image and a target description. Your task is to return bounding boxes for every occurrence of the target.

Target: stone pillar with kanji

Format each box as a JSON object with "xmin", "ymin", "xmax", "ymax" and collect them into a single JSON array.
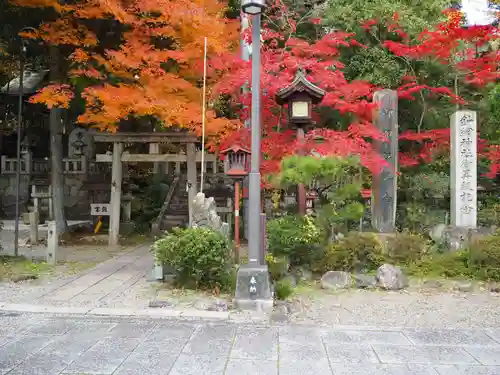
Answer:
[
  {"xmin": 451, "ymin": 110, "xmax": 477, "ymax": 228},
  {"xmin": 371, "ymin": 89, "xmax": 398, "ymax": 233}
]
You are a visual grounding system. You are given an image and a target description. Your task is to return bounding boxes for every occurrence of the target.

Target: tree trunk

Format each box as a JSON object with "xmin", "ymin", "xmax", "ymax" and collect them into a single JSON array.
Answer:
[{"xmin": 49, "ymin": 46, "xmax": 68, "ymax": 233}]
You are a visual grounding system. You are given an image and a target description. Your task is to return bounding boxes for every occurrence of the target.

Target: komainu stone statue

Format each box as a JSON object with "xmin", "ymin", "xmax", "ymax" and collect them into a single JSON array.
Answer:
[{"xmin": 191, "ymin": 192, "xmax": 229, "ymax": 237}]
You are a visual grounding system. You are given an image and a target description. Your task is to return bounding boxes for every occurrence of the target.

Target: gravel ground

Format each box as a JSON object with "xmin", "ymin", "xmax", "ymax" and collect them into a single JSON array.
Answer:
[
  {"xmin": 2, "ymin": 239, "xmax": 500, "ymax": 330},
  {"xmin": 287, "ymin": 286, "xmax": 500, "ymax": 328}
]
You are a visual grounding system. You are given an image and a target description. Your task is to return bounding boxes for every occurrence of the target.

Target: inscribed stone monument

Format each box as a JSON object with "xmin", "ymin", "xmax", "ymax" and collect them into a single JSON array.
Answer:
[
  {"xmin": 372, "ymin": 90, "xmax": 398, "ymax": 233},
  {"xmin": 191, "ymin": 192, "xmax": 229, "ymax": 237},
  {"xmin": 68, "ymin": 127, "xmax": 94, "ymax": 159},
  {"xmin": 450, "ymin": 110, "xmax": 477, "ymax": 228}
]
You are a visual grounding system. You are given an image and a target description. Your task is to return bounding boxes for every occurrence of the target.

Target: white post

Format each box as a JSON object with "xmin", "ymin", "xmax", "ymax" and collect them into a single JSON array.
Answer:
[
  {"xmin": 109, "ymin": 142, "xmax": 123, "ymax": 246},
  {"xmin": 32, "ymin": 185, "xmax": 39, "ymax": 213},
  {"xmin": 149, "ymin": 143, "xmax": 160, "ymax": 174},
  {"xmin": 46, "ymin": 220, "xmax": 58, "ymax": 265},
  {"xmin": 451, "ymin": 110, "xmax": 477, "ymax": 228},
  {"xmin": 29, "ymin": 211, "xmax": 38, "ymax": 245},
  {"xmin": 48, "ymin": 185, "xmax": 53, "ymax": 220}
]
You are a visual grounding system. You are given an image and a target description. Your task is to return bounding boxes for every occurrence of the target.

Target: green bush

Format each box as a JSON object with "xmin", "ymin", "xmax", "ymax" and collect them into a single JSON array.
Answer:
[
  {"xmin": 152, "ymin": 227, "xmax": 233, "ymax": 290},
  {"xmin": 267, "ymin": 215, "xmax": 323, "ymax": 266},
  {"xmin": 385, "ymin": 232, "xmax": 429, "ymax": 264},
  {"xmin": 265, "ymin": 254, "xmax": 289, "ymax": 281},
  {"xmin": 468, "ymin": 234, "xmax": 500, "ymax": 281},
  {"xmin": 275, "ymin": 279, "xmax": 294, "ymax": 300},
  {"xmin": 316, "ymin": 232, "xmax": 385, "ymax": 273},
  {"xmin": 405, "ymin": 250, "xmax": 472, "ymax": 278}
]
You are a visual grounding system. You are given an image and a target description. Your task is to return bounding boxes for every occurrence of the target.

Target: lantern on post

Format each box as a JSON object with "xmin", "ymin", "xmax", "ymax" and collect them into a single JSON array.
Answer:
[
  {"xmin": 360, "ymin": 188, "xmax": 372, "ymax": 232},
  {"xmin": 276, "ymin": 69, "xmax": 325, "ymax": 215},
  {"xmin": 220, "ymin": 144, "xmax": 251, "ymax": 262}
]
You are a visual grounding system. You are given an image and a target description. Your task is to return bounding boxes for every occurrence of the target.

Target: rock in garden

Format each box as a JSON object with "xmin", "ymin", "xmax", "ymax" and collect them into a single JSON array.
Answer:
[
  {"xmin": 489, "ymin": 282, "xmax": 500, "ymax": 293},
  {"xmin": 454, "ymin": 281, "xmax": 473, "ymax": 293},
  {"xmin": 320, "ymin": 271, "xmax": 352, "ymax": 290},
  {"xmin": 207, "ymin": 299, "xmax": 229, "ymax": 312},
  {"xmin": 422, "ymin": 280, "xmax": 443, "ymax": 289},
  {"xmin": 376, "ymin": 264, "xmax": 408, "ymax": 290},
  {"xmin": 352, "ymin": 274, "xmax": 377, "ymax": 289},
  {"xmin": 148, "ymin": 299, "xmax": 173, "ymax": 308}
]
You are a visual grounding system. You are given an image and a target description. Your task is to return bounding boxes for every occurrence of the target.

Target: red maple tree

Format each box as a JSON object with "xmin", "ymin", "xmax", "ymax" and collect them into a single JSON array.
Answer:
[
  {"xmin": 216, "ymin": 4, "xmax": 500, "ymax": 180},
  {"xmin": 382, "ymin": 9, "xmax": 500, "ymax": 172}
]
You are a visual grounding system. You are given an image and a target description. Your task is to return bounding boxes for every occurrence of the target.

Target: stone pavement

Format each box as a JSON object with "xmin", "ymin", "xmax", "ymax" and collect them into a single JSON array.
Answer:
[
  {"xmin": 0, "ymin": 245, "xmax": 156, "ymax": 310},
  {"xmin": 1, "ymin": 312, "xmax": 500, "ymax": 375}
]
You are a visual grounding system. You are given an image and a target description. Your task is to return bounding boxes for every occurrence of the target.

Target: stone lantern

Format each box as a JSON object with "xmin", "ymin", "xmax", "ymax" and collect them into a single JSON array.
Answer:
[
  {"xmin": 220, "ymin": 144, "xmax": 250, "ymax": 260},
  {"xmin": 276, "ymin": 69, "xmax": 325, "ymax": 215}
]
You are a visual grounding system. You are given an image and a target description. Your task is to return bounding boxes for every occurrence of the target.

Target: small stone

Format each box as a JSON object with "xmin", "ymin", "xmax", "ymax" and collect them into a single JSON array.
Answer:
[
  {"xmin": 376, "ymin": 264, "xmax": 408, "ymax": 290},
  {"xmin": 320, "ymin": 271, "xmax": 352, "ymax": 290},
  {"xmin": 10, "ymin": 274, "xmax": 38, "ymax": 283},
  {"xmin": 286, "ymin": 300, "xmax": 303, "ymax": 316},
  {"xmin": 422, "ymin": 280, "xmax": 443, "ymax": 289},
  {"xmin": 352, "ymin": 274, "xmax": 377, "ymax": 289},
  {"xmin": 194, "ymin": 299, "xmax": 211, "ymax": 310},
  {"xmin": 454, "ymin": 281, "xmax": 473, "ymax": 292},
  {"xmin": 207, "ymin": 299, "xmax": 229, "ymax": 312},
  {"xmin": 489, "ymin": 282, "xmax": 500, "ymax": 293},
  {"xmin": 148, "ymin": 299, "xmax": 173, "ymax": 308}
]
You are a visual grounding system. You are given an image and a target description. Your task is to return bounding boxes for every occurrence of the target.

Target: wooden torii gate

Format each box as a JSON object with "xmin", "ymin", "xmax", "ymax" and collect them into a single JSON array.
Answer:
[{"xmin": 91, "ymin": 131, "xmax": 199, "ymax": 246}]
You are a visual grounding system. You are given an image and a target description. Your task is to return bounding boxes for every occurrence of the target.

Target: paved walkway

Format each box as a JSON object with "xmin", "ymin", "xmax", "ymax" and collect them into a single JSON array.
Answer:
[
  {"xmin": 0, "ymin": 245, "xmax": 156, "ymax": 310},
  {"xmin": 0, "ymin": 313, "xmax": 500, "ymax": 374}
]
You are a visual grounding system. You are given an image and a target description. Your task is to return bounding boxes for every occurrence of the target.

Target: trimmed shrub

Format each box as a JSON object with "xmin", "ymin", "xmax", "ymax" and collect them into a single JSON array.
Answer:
[
  {"xmin": 275, "ymin": 279, "xmax": 294, "ymax": 300},
  {"xmin": 152, "ymin": 227, "xmax": 233, "ymax": 290},
  {"xmin": 385, "ymin": 232, "xmax": 429, "ymax": 264},
  {"xmin": 265, "ymin": 254, "xmax": 289, "ymax": 281},
  {"xmin": 468, "ymin": 233, "xmax": 500, "ymax": 281},
  {"xmin": 267, "ymin": 215, "xmax": 324, "ymax": 266},
  {"xmin": 405, "ymin": 251, "xmax": 472, "ymax": 279},
  {"xmin": 316, "ymin": 232, "xmax": 385, "ymax": 273}
]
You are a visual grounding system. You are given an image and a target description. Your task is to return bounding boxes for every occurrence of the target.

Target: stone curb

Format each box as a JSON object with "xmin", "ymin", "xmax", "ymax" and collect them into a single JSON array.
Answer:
[{"xmin": 0, "ymin": 303, "xmax": 230, "ymax": 320}]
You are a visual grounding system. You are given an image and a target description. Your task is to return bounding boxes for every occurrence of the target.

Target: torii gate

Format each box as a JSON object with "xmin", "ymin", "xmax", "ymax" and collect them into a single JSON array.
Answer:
[{"xmin": 91, "ymin": 131, "xmax": 200, "ymax": 246}]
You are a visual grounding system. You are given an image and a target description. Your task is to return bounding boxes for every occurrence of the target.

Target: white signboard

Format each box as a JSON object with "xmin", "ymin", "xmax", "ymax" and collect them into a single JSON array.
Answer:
[
  {"xmin": 91, "ymin": 203, "xmax": 111, "ymax": 216},
  {"xmin": 451, "ymin": 110, "xmax": 477, "ymax": 228}
]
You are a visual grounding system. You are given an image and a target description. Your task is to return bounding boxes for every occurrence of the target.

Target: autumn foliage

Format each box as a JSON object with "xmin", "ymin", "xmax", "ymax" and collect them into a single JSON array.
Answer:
[
  {"xmin": 215, "ymin": 4, "xmax": 500, "ymax": 178},
  {"xmin": 14, "ymin": 0, "xmax": 240, "ymax": 135},
  {"xmin": 11, "ymin": 0, "xmax": 500, "ymax": 179}
]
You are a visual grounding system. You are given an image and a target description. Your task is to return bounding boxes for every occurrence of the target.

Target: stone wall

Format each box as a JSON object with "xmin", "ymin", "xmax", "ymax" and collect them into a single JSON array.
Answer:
[
  {"xmin": 0, "ymin": 173, "xmax": 109, "ymax": 220},
  {"xmin": 0, "ymin": 174, "xmax": 30, "ymax": 217}
]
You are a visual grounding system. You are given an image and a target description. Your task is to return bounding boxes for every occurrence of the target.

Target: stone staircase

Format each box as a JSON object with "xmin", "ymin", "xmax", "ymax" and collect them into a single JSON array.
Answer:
[
  {"xmin": 163, "ymin": 178, "xmax": 189, "ymax": 231},
  {"xmin": 155, "ymin": 173, "xmax": 234, "ymax": 232},
  {"xmin": 155, "ymin": 175, "xmax": 188, "ymax": 232}
]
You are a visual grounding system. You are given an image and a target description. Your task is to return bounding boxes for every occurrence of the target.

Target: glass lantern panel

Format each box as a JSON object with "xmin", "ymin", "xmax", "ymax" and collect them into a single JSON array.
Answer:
[{"xmin": 292, "ymin": 101, "xmax": 308, "ymax": 117}]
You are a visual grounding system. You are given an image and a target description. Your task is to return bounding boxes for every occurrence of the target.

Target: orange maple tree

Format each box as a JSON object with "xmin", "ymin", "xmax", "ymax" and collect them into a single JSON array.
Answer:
[{"xmin": 12, "ymin": 0, "xmax": 241, "ymax": 136}]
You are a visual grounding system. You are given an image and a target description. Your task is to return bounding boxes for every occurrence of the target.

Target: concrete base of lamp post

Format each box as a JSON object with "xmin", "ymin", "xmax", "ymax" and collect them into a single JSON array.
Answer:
[{"xmin": 234, "ymin": 264, "xmax": 273, "ymax": 313}]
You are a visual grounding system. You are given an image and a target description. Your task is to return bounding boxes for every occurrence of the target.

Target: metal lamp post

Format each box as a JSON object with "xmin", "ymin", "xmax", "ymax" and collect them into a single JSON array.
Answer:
[
  {"xmin": 234, "ymin": 0, "xmax": 273, "ymax": 312},
  {"xmin": 14, "ymin": 28, "xmax": 35, "ymax": 257},
  {"xmin": 242, "ymin": 0, "xmax": 265, "ymax": 266}
]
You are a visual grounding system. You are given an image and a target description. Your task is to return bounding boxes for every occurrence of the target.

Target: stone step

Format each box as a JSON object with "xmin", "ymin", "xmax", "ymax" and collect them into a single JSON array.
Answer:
[{"xmin": 162, "ymin": 216, "xmax": 186, "ymax": 222}]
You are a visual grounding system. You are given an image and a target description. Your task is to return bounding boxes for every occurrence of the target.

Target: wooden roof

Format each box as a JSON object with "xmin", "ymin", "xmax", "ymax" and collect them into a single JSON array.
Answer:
[{"xmin": 275, "ymin": 69, "xmax": 326, "ymax": 105}]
